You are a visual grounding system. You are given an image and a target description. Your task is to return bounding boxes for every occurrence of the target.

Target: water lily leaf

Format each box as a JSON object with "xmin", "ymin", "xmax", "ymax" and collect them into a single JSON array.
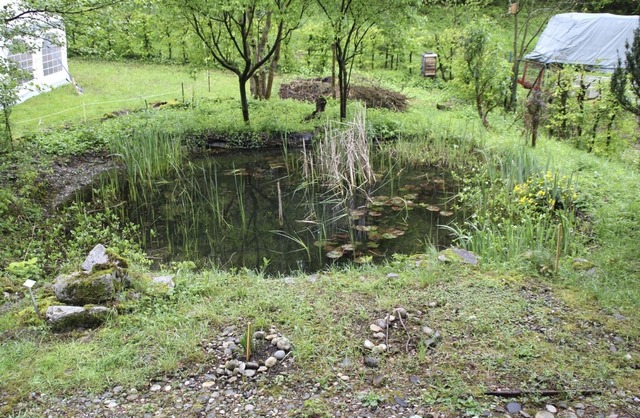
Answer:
[
  {"xmin": 224, "ymin": 168, "xmax": 249, "ymax": 176},
  {"xmin": 426, "ymin": 205, "xmax": 441, "ymax": 212},
  {"xmin": 354, "ymin": 256, "xmax": 373, "ymax": 264},
  {"xmin": 381, "ymin": 232, "xmax": 399, "ymax": 239},
  {"xmin": 314, "ymin": 240, "xmax": 337, "ymax": 248},
  {"xmin": 326, "ymin": 249, "xmax": 344, "ymax": 259},
  {"xmin": 439, "ymin": 210, "xmax": 454, "ymax": 217},
  {"xmin": 341, "ymin": 244, "xmax": 356, "ymax": 251},
  {"xmin": 391, "ymin": 206, "xmax": 404, "ymax": 211},
  {"xmin": 368, "ymin": 249, "xmax": 384, "ymax": 257},
  {"xmin": 403, "ymin": 193, "xmax": 417, "ymax": 200},
  {"xmin": 368, "ymin": 232, "xmax": 382, "ymax": 241},
  {"xmin": 355, "ymin": 225, "xmax": 371, "ymax": 232},
  {"xmin": 367, "ymin": 242, "xmax": 380, "ymax": 249},
  {"xmin": 349, "ymin": 209, "xmax": 366, "ymax": 218},
  {"xmin": 390, "ymin": 197, "xmax": 405, "ymax": 206},
  {"xmin": 368, "ymin": 211, "xmax": 383, "ymax": 217}
]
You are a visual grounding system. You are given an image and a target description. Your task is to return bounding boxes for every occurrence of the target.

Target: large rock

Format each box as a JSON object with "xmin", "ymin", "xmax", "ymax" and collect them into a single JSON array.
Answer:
[
  {"xmin": 81, "ymin": 244, "xmax": 128, "ymax": 273},
  {"xmin": 437, "ymin": 248, "xmax": 478, "ymax": 265},
  {"xmin": 53, "ymin": 270, "xmax": 120, "ymax": 304},
  {"xmin": 151, "ymin": 275, "xmax": 175, "ymax": 291},
  {"xmin": 45, "ymin": 305, "xmax": 112, "ymax": 331}
]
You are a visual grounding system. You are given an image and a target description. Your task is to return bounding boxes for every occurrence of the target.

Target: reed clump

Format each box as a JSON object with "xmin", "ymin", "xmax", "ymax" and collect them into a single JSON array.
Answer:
[{"xmin": 312, "ymin": 106, "xmax": 376, "ymax": 197}]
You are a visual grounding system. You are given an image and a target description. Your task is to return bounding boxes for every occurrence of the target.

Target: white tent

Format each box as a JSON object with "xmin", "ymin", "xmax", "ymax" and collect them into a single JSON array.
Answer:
[
  {"xmin": 524, "ymin": 13, "xmax": 639, "ymax": 72},
  {"xmin": 0, "ymin": 0, "xmax": 70, "ymax": 103}
]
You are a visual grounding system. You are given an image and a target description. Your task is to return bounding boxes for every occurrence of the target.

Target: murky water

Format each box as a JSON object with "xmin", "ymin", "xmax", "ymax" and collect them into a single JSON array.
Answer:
[{"xmin": 118, "ymin": 149, "xmax": 458, "ymax": 274}]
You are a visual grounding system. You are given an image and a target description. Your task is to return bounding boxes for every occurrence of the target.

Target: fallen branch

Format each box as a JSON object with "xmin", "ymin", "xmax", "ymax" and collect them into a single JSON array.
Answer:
[
  {"xmin": 484, "ymin": 389, "xmax": 602, "ymax": 397},
  {"xmin": 395, "ymin": 308, "xmax": 411, "ymax": 353}
]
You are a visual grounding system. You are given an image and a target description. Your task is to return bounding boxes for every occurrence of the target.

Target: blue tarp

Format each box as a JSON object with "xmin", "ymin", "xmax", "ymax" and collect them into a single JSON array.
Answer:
[{"xmin": 524, "ymin": 13, "xmax": 639, "ymax": 72}]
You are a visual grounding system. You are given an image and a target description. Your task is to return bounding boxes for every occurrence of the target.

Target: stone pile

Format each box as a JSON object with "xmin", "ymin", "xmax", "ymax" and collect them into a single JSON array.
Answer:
[{"xmin": 202, "ymin": 325, "xmax": 294, "ymax": 384}]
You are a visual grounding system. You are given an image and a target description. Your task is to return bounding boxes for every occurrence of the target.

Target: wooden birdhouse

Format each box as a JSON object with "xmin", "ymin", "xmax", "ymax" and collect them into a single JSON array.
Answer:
[{"xmin": 421, "ymin": 52, "xmax": 437, "ymax": 77}]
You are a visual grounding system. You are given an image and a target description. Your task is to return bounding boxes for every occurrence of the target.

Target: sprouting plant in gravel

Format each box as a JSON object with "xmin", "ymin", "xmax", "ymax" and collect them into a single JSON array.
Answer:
[
  {"xmin": 296, "ymin": 398, "xmax": 332, "ymax": 418},
  {"xmin": 358, "ymin": 391, "xmax": 384, "ymax": 408}
]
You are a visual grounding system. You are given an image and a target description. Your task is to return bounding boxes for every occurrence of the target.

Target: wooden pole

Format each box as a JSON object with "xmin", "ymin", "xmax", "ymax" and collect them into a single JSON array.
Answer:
[
  {"xmin": 277, "ymin": 181, "xmax": 283, "ymax": 226},
  {"xmin": 555, "ymin": 223, "xmax": 563, "ymax": 275},
  {"xmin": 246, "ymin": 321, "xmax": 251, "ymax": 361}
]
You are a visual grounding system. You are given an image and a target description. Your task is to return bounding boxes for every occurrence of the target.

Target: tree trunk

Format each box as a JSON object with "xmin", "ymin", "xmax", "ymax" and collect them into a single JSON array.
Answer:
[
  {"xmin": 332, "ymin": 42, "xmax": 337, "ymax": 99},
  {"xmin": 338, "ymin": 57, "xmax": 348, "ymax": 120},
  {"xmin": 265, "ymin": 38, "xmax": 281, "ymax": 100},
  {"xmin": 2, "ymin": 104, "xmax": 13, "ymax": 151},
  {"xmin": 239, "ymin": 77, "xmax": 250, "ymax": 124},
  {"xmin": 507, "ymin": 10, "xmax": 519, "ymax": 112}
]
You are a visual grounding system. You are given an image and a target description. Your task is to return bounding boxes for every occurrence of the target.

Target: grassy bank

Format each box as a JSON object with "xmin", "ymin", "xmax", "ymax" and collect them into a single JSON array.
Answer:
[{"xmin": 1, "ymin": 59, "xmax": 639, "ymax": 416}]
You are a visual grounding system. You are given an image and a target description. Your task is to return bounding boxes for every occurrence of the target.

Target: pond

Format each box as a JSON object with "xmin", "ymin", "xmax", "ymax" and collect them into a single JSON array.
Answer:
[{"xmin": 107, "ymin": 148, "xmax": 459, "ymax": 275}]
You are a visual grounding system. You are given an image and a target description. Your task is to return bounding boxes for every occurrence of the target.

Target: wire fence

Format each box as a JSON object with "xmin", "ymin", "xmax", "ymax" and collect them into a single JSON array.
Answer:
[{"xmin": 13, "ymin": 89, "xmax": 184, "ymax": 126}]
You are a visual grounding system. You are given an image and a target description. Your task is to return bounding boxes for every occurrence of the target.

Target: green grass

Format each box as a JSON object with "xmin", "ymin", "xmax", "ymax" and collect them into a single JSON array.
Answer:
[
  {"xmin": 11, "ymin": 59, "xmax": 239, "ymax": 137},
  {"xmin": 1, "ymin": 57, "xmax": 640, "ymax": 416},
  {"xmin": 1, "ymin": 261, "xmax": 638, "ymax": 416}
]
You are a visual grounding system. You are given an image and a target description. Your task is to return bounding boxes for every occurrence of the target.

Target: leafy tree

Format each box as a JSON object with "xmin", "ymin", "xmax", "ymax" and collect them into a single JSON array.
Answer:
[
  {"xmin": 454, "ymin": 22, "xmax": 510, "ymax": 129},
  {"xmin": 176, "ymin": 0, "xmax": 306, "ymax": 124},
  {"xmin": 315, "ymin": 0, "xmax": 418, "ymax": 120},
  {"xmin": 611, "ymin": 25, "xmax": 640, "ymax": 122},
  {"xmin": 505, "ymin": 0, "xmax": 576, "ymax": 112}
]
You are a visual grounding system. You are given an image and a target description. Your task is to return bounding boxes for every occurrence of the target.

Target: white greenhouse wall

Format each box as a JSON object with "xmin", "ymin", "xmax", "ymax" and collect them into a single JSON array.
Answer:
[{"xmin": 1, "ymin": 0, "xmax": 70, "ymax": 103}]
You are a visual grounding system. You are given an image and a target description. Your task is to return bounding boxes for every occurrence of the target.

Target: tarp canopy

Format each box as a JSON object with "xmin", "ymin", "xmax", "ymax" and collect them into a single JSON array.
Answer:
[{"xmin": 524, "ymin": 13, "xmax": 639, "ymax": 72}]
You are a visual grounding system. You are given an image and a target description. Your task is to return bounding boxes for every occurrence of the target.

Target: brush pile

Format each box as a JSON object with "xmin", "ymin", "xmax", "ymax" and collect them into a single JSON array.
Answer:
[{"xmin": 279, "ymin": 78, "xmax": 408, "ymax": 111}]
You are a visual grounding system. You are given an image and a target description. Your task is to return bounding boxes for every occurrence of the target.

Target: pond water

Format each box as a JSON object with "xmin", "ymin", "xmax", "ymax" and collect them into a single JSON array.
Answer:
[{"xmin": 113, "ymin": 149, "xmax": 459, "ymax": 275}]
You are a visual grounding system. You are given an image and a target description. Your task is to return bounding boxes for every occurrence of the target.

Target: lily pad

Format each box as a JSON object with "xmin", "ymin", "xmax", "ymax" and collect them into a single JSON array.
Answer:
[
  {"xmin": 368, "ymin": 232, "xmax": 382, "ymax": 241},
  {"xmin": 403, "ymin": 193, "xmax": 418, "ymax": 200},
  {"xmin": 341, "ymin": 244, "xmax": 356, "ymax": 252},
  {"xmin": 381, "ymin": 232, "xmax": 399, "ymax": 239},
  {"xmin": 349, "ymin": 209, "xmax": 366, "ymax": 219},
  {"xmin": 355, "ymin": 225, "xmax": 372, "ymax": 232},
  {"xmin": 326, "ymin": 249, "xmax": 344, "ymax": 259},
  {"xmin": 426, "ymin": 205, "xmax": 441, "ymax": 212},
  {"xmin": 439, "ymin": 210, "xmax": 454, "ymax": 217},
  {"xmin": 368, "ymin": 211, "xmax": 383, "ymax": 217},
  {"xmin": 224, "ymin": 168, "xmax": 249, "ymax": 176}
]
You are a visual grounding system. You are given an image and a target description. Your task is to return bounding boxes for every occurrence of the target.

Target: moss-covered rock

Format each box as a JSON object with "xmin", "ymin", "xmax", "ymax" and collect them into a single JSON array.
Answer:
[
  {"xmin": 53, "ymin": 270, "xmax": 119, "ymax": 304},
  {"xmin": 572, "ymin": 258, "xmax": 596, "ymax": 271},
  {"xmin": 437, "ymin": 247, "xmax": 479, "ymax": 265},
  {"xmin": 45, "ymin": 305, "xmax": 112, "ymax": 331}
]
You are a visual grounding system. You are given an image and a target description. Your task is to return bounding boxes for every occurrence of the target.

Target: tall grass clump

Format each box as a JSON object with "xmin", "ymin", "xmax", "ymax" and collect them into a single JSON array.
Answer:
[
  {"xmin": 387, "ymin": 117, "xmax": 485, "ymax": 169},
  {"xmin": 449, "ymin": 145, "xmax": 581, "ymax": 264},
  {"xmin": 312, "ymin": 106, "xmax": 375, "ymax": 196},
  {"xmin": 108, "ymin": 129, "xmax": 184, "ymax": 194}
]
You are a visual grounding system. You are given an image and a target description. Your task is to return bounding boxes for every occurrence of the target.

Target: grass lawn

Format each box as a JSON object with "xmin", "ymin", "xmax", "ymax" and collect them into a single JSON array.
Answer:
[
  {"xmin": 11, "ymin": 59, "xmax": 239, "ymax": 137},
  {"xmin": 1, "ymin": 59, "xmax": 639, "ymax": 416}
]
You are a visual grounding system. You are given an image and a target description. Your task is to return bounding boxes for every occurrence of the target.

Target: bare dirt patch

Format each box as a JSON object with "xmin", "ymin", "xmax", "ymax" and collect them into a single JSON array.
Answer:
[
  {"xmin": 46, "ymin": 152, "xmax": 119, "ymax": 209},
  {"xmin": 279, "ymin": 78, "xmax": 408, "ymax": 111}
]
